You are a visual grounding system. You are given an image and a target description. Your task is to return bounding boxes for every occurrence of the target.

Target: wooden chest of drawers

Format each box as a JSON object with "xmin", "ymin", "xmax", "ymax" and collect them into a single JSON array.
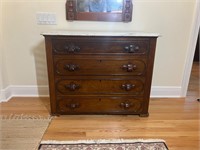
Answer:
[{"xmin": 43, "ymin": 31, "xmax": 158, "ymax": 117}]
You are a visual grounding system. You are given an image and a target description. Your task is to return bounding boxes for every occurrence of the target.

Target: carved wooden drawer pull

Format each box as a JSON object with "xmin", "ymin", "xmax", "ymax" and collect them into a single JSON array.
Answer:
[
  {"xmin": 121, "ymin": 83, "xmax": 135, "ymax": 91},
  {"xmin": 124, "ymin": 44, "xmax": 139, "ymax": 53},
  {"xmin": 64, "ymin": 44, "xmax": 80, "ymax": 53},
  {"xmin": 65, "ymin": 64, "xmax": 79, "ymax": 71},
  {"xmin": 122, "ymin": 63, "xmax": 137, "ymax": 72},
  {"xmin": 120, "ymin": 101, "xmax": 133, "ymax": 109},
  {"xmin": 65, "ymin": 82, "xmax": 80, "ymax": 91},
  {"xmin": 67, "ymin": 103, "xmax": 80, "ymax": 110}
]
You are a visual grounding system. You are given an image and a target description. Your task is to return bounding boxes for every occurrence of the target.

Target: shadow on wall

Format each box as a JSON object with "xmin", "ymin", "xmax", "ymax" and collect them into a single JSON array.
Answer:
[{"xmin": 31, "ymin": 40, "xmax": 49, "ymax": 96}]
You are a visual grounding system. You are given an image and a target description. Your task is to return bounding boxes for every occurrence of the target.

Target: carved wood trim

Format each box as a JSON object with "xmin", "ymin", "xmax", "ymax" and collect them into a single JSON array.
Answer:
[{"xmin": 66, "ymin": 0, "xmax": 133, "ymax": 22}]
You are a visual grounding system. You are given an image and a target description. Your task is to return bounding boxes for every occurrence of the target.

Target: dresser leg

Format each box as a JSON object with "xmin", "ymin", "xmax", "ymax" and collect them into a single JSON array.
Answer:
[
  {"xmin": 51, "ymin": 113, "xmax": 60, "ymax": 117},
  {"xmin": 139, "ymin": 113, "xmax": 149, "ymax": 117}
]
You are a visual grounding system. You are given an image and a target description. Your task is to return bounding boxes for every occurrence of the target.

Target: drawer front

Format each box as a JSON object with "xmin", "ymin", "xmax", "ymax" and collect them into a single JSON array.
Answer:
[
  {"xmin": 56, "ymin": 78, "xmax": 144, "ymax": 95},
  {"xmin": 52, "ymin": 37, "xmax": 149, "ymax": 55},
  {"xmin": 57, "ymin": 96, "xmax": 144, "ymax": 114},
  {"xmin": 55, "ymin": 58, "xmax": 146, "ymax": 76}
]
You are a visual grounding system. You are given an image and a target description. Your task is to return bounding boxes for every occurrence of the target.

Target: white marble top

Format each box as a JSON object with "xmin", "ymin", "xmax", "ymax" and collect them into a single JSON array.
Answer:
[{"xmin": 41, "ymin": 31, "xmax": 159, "ymax": 37}]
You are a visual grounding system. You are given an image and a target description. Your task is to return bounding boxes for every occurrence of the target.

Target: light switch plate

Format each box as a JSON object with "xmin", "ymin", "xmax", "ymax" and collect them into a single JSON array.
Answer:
[{"xmin": 36, "ymin": 12, "xmax": 57, "ymax": 25}]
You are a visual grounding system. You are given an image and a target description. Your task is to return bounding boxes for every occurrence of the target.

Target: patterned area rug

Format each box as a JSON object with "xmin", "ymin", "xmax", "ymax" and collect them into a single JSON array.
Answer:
[{"xmin": 39, "ymin": 139, "xmax": 168, "ymax": 150}]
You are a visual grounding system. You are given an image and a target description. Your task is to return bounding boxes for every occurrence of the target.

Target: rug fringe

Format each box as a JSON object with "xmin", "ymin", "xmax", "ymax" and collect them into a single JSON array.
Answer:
[
  {"xmin": 0, "ymin": 114, "xmax": 52, "ymax": 120},
  {"xmin": 41, "ymin": 139, "xmax": 166, "ymax": 144}
]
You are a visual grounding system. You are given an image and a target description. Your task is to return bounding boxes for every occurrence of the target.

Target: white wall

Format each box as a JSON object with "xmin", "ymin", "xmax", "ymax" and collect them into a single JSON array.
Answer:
[
  {"xmin": 0, "ymin": 0, "xmax": 8, "ymax": 101},
  {"xmin": 1, "ymin": 0, "xmax": 10, "ymax": 101},
  {"xmin": 0, "ymin": 0, "xmax": 198, "ymax": 101},
  {"xmin": 0, "ymin": 0, "xmax": 3, "ymax": 99}
]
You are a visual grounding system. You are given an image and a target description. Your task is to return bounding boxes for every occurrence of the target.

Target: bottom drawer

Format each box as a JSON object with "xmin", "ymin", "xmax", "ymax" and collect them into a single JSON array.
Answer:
[{"xmin": 56, "ymin": 96, "xmax": 147, "ymax": 115}]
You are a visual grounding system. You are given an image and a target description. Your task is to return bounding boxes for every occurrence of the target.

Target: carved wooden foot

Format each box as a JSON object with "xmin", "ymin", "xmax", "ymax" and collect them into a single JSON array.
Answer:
[
  {"xmin": 139, "ymin": 113, "xmax": 149, "ymax": 117},
  {"xmin": 51, "ymin": 113, "xmax": 60, "ymax": 117}
]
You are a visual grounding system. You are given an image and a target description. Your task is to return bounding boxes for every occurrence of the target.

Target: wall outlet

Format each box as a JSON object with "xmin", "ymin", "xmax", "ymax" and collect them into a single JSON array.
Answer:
[{"xmin": 36, "ymin": 12, "xmax": 57, "ymax": 25}]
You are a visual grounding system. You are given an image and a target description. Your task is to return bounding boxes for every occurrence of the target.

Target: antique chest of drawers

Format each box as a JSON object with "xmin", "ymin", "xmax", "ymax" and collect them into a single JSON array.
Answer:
[{"xmin": 42, "ymin": 31, "xmax": 158, "ymax": 117}]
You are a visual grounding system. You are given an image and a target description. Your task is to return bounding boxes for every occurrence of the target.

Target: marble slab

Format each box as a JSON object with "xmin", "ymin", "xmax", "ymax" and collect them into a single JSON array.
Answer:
[{"xmin": 41, "ymin": 30, "xmax": 159, "ymax": 37}]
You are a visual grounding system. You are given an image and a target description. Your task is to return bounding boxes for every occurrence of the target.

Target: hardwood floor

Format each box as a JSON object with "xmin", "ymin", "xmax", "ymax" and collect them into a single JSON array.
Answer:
[
  {"xmin": 187, "ymin": 62, "xmax": 200, "ymax": 99},
  {"xmin": 0, "ymin": 97, "xmax": 50, "ymax": 117},
  {"xmin": 40, "ymin": 97, "xmax": 199, "ymax": 149},
  {"xmin": 0, "ymin": 63, "xmax": 199, "ymax": 149}
]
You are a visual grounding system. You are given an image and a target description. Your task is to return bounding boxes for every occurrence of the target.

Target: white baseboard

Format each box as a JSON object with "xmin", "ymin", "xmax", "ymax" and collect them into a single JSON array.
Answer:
[
  {"xmin": 0, "ymin": 85, "xmax": 182, "ymax": 102},
  {"xmin": 0, "ymin": 86, "xmax": 12, "ymax": 102},
  {"xmin": 150, "ymin": 86, "xmax": 182, "ymax": 98},
  {"xmin": 0, "ymin": 85, "xmax": 49, "ymax": 102}
]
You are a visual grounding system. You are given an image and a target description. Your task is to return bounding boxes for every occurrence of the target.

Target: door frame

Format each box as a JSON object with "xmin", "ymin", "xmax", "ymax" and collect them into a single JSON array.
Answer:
[{"xmin": 181, "ymin": 0, "xmax": 200, "ymax": 96}]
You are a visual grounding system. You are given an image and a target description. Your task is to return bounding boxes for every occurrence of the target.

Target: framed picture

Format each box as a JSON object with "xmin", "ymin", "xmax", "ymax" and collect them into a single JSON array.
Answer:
[{"xmin": 66, "ymin": 0, "xmax": 133, "ymax": 22}]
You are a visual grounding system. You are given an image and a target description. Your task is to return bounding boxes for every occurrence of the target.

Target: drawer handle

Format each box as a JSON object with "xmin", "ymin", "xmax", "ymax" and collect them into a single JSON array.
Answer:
[
  {"xmin": 64, "ymin": 44, "xmax": 80, "ymax": 53},
  {"xmin": 65, "ymin": 64, "xmax": 79, "ymax": 71},
  {"xmin": 67, "ymin": 103, "xmax": 80, "ymax": 110},
  {"xmin": 122, "ymin": 64, "xmax": 137, "ymax": 72},
  {"xmin": 121, "ymin": 83, "xmax": 135, "ymax": 91},
  {"xmin": 120, "ymin": 101, "xmax": 133, "ymax": 109},
  {"xmin": 124, "ymin": 45, "xmax": 139, "ymax": 53},
  {"xmin": 65, "ymin": 82, "xmax": 80, "ymax": 91}
]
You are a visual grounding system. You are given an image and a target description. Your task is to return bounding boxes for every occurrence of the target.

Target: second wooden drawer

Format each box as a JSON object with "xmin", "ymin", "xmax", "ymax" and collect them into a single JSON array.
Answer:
[{"xmin": 55, "ymin": 58, "xmax": 147, "ymax": 76}]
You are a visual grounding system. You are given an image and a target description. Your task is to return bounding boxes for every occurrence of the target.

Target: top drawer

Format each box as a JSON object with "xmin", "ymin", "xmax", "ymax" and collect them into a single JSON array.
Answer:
[{"xmin": 51, "ymin": 37, "xmax": 149, "ymax": 55}]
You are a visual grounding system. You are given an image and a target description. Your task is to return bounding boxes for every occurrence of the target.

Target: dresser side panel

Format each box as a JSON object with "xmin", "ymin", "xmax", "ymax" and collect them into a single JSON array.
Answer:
[
  {"xmin": 142, "ymin": 38, "xmax": 157, "ymax": 116},
  {"xmin": 44, "ymin": 36, "xmax": 57, "ymax": 115}
]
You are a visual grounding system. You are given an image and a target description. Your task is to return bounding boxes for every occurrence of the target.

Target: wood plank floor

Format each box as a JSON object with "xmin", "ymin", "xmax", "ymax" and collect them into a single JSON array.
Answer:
[
  {"xmin": 0, "ymin": 97, "xmax": 50, "ymax": 117},
  {"xmin": 41, "ymin": 97, "xmax": 199, "ymax": 150},
  {"xmin": 0, "ymin": 62, "xmax": 199, "ymax": 149}
]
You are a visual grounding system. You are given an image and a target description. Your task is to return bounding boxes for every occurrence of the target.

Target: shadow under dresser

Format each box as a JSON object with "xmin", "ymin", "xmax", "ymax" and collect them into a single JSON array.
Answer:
[{"xmin": 42, "ymin": 31, "xmax": 159, "ymax": 117}]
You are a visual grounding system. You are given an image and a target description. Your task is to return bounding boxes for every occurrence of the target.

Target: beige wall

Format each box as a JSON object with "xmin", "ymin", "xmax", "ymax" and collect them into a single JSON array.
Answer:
[
  {"xmin": 1, "ymin": 0, "xmax": 9, "ymax": 91},
  {"xmin": 0, "ymin": 0, "xmax": 3, "ymax": 93},
  {"xmin": 1, "ymin": 0, "xmax": 197, "ymax": 94},
  {"xmin": 0, "ymin": 0, "xmax": 5, "ymax": 94}
]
